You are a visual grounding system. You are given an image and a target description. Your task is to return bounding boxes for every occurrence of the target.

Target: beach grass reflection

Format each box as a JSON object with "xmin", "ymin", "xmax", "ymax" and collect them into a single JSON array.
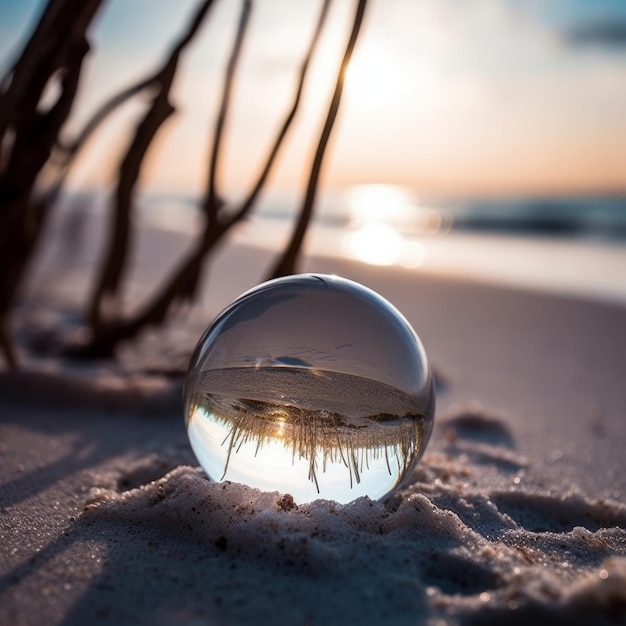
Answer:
[{"xmin": 187, "ymin": 368, "xmax": 431, "ymax": 503}]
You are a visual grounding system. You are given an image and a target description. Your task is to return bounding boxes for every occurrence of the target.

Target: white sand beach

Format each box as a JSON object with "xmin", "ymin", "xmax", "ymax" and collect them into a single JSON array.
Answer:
[
  {"xmin": 2, "ymin": 0, "xmax": 626, "ymax": 621},
  {"xmin": 1, "ymin": 222, "xmax": 626, "ymax": 625}
]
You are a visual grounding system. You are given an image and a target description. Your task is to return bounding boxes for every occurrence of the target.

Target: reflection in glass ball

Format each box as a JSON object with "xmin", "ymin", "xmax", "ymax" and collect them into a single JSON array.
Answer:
[{"xmin": 184, "ymin": 274, "xmax": 435, "ymax": 504}]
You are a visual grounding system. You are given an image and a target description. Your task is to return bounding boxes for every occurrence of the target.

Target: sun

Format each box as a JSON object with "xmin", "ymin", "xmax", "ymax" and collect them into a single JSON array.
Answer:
[{"xmin": 345, "ymin": 41, "xmax": 410, "ymax": 108}]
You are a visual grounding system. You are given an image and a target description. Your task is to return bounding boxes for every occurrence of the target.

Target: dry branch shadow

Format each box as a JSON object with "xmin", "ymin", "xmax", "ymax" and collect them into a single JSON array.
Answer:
[
  {"xmin": 0, "ymin": 380, "xmax": 186, "ymax": 509},
  {"xmin": 1, "ymin": 487, "xmax": 430, "ymax": 626}
]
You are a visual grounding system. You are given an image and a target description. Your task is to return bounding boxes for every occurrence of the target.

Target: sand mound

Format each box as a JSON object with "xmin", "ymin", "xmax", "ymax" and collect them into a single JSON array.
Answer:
[{"xmin": 76, "ymin": 436, "xmax": 626, "ymax": 625}]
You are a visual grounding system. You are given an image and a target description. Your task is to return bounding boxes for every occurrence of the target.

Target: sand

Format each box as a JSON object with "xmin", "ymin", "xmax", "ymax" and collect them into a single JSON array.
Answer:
[{"xmin": 1, "ymin": 228, "xmax": 626, "ymax": 625}]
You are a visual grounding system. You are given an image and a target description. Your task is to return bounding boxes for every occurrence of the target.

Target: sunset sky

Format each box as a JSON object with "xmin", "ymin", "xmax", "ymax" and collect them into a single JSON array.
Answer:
[{"xmin": 1, "ymin": 0, "xmax": 626, "ymax": 198}]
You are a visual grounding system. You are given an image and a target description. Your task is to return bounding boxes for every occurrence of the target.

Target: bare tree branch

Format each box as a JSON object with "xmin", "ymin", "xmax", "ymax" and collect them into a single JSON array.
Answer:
[
  {"xmin": 86, "ymin": 0, "xmax": 218, "ymax": 329},
  {"xmin": 54, "ymin": 0, "xmax": 217, "ymax": 176},
  {"xmin": 0, "ymin": 0, "xmax": 104, "ymax": 367},
  {"xmin": 132, "ymin": 0, "xmax": 331, "ymax": 323},
  {"xmin": 228, "ymin": 0, "xmax": 332, "ymax": 225},
  {"xmin": 0, "ymin": 0, "xmax": 101, "ymax": 140},
  {"xmin": 204, "ymin": 0, "xmax": 252, "ymax": 223},
  {"xmin": 74, "ymin": 0, "xmax": 332, "ymax": 357},
  {"xmin": 268, "ymin": 0, "xmax": 368, "ymax": 279},
  {"xmin": 86, "ymin": 68, "xmax": 177, "ymax": 328}
]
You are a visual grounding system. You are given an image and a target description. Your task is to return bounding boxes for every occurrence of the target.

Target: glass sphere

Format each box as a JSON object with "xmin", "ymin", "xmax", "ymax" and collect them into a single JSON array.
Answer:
[{"xmin": 184, "ymin": 274, "xmax": 435, "ymax": 504}]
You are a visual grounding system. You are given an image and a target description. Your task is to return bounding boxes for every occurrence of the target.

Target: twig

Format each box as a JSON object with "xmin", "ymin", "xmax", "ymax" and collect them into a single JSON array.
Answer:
[
  {"xmin": 229, "ymin": 0, "xmax": 331, "ymax": 224},
  {"xmin": 53, "ymin": 0, "xmax": 217, "ymax": 182},
  {"xmin": 267, "ymin": 0, "xmax": 368, "ymax": 278},
  {"xmin": 0, "ymin": 0, "xmax": 103, "ymax": 367},
  {"xmin": 205, "ymin": 0, "xmax": 252, "ymax": 223},
  {"xmin": 134, "ymin": 0, "xmax": 331, "ymax": 318},
  {"xmin": 87, "ymin": 0, "xmax": 217, "ymax": 329},
  {"xmin": 74, "ymin": 0, "xmax": 331, "ymax": 356}
]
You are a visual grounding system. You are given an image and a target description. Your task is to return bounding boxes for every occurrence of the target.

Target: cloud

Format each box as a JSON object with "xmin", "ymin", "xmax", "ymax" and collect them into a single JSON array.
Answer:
[{"xmin": 565, "ymin": 20, "xmax": 626, "ymax": 48}]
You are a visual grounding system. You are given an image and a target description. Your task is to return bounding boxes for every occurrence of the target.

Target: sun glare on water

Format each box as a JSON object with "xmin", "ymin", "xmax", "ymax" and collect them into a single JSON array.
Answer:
[
  {"xmin": 343, "ymin": 222, "xmax": 404, "ymax": 266},
  {"xmin": 342, "ymin": 184, "xmax": 428, "ymax": 268}
]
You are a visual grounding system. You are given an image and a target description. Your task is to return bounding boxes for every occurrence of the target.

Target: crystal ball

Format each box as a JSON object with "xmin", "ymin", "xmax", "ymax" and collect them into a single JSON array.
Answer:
[{"xmin": 184, "ymin": 274, "xmax": 435, "ymax": 504}]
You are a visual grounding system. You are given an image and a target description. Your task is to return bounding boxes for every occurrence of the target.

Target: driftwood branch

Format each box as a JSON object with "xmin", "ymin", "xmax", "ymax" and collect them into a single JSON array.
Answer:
[
  {"xmin": 229, "ymin": 0, "xmax": 331, "ymax": 225},
  {"xmin": 53, "ymin": 0, "xmax": 217, "ymax": 182},
  {"xmin": 86, "ymin": 0, "xmax": 217, "ymax": 329},
  {"xmin": 1, "ymin": 0, "xmax": 359, "ymax": 365},
  {"xmin": 73, "ymin": 0, "xmax": 254, "ymax": 355},
  {"xmin": 0, "ymin": 0, "xmax": 104, "ymax": 367},
  {"xmin": 268, "ymin": 0, "xmax": 368, "ymax": 279},
  {"xmin": 74, "ymin": 0, "xmax": 332, "ymax": 357},
  {"xmin": 0, "ymin": 0, "xmax": 101, "ymax": 140},
  {"xmin": 205, "ymin": 0, "xmax": 252, "ymax": 223},
  {"xmin": 129, "ymin": 0, "xmax": 332, "ymax": 321}
]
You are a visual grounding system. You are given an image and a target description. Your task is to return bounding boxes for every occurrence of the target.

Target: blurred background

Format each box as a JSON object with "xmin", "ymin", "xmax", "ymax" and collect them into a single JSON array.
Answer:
[{"xmin": 1, "ymin": 0, "xmax": 625, "ymax": 322}]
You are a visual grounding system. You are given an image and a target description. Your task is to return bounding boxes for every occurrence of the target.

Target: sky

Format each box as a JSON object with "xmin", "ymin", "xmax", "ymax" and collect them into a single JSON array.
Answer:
[{"xmin": 1, "ymin": 0, "xmax": 626, "ymax": 198}]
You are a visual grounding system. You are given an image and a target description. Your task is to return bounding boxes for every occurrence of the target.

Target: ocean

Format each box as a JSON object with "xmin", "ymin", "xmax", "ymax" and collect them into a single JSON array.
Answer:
[{"xmin": 55, "ymin": 185, "xmax": 626, "ymax": 306}]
